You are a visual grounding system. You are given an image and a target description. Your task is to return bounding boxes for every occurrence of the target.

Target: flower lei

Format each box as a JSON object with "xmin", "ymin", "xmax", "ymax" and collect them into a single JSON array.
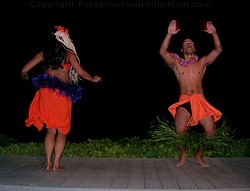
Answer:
[{"xmin": 171, "ymin": 53, "xmax": 198, "ymax": 66}]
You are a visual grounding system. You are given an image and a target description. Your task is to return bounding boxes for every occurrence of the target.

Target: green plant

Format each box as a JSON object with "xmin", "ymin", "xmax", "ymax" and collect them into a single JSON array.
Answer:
[{"xmin": 149, "ymin": 116, "xmax": 235, "ymax": 155}]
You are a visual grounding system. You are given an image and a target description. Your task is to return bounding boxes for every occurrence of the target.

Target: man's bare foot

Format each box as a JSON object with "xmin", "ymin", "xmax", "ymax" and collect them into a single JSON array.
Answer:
[
  {"xmin": 53, "ymin": 166, "xmax": 65, "ymax": 172},
  {"xmin": 194, "ymin": 155, "xmax": 209, "ymax": 167},
  {"xmin": 176, "ymin": 152, "xmax": 187, "ymax": 167}
]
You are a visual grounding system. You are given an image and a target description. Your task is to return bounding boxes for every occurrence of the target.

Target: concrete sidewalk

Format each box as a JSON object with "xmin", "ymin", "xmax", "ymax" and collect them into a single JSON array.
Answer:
[{"xmin": 0, "ymin": 156, "xmax": 250, "ymax": 191}]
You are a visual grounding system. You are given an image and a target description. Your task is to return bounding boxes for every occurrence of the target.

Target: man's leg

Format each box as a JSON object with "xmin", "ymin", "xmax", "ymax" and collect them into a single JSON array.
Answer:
[
  {"xmin": 194, "ymin": 146, "xmax": 209, "ymax": 167},
  {"xmin": 176, "ymin": 146, "xmax": 188, "ymax": 166},
  {"xmin": 196, "ymin": 116, "xmax": 216, "ymax": 167},
  {"xmin": 175, "ymin": 106, "xmax": 190, "ymax": 166}
]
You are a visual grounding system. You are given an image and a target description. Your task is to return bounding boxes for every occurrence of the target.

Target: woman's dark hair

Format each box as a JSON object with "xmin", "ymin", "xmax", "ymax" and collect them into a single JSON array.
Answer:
[{"xmin": 43, "ymin": 28, "xmax": 67, "ymax": 70}]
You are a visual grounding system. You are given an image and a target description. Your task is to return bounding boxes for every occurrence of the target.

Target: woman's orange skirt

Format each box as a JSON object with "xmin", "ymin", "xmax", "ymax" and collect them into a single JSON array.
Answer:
[
  {"xmin": 168, "ymin": 94, "xmax": 222, "ymax": 126},
  {"xmin": 25, "ymin": 88, "xmax": 72, "ymax": 135}
]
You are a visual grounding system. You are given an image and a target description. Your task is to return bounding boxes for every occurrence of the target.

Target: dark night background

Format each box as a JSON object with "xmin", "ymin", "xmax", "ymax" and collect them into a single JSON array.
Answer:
[{"xmin": 2, "ymin": 0, "xmax": 248, "ymax": 143}]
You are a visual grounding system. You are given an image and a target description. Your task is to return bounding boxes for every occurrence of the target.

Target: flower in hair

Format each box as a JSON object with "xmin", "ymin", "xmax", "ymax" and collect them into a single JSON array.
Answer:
[
  {"xmin": 55, "ymin": 26, "xmax": 69, "ymax": 36},
  {"xmin": 54, "ymin": 25, "xmax": 80, "ymax": 84}
]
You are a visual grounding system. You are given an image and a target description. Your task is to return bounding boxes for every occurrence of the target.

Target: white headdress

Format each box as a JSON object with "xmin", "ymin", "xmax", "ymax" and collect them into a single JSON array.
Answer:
[{"xmin": 54, "ymin": 26, "xmax": 81, "ymax": 84}]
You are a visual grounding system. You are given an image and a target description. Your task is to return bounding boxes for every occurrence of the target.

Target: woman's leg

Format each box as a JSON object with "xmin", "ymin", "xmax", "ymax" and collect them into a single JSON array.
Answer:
[
  {"xmin": 44, "ymin": 128, "xmax": 57, "ymax": 171},
  {"xmin": 53, "ymin": 131, "xmax": 67, "ymax": 171}
]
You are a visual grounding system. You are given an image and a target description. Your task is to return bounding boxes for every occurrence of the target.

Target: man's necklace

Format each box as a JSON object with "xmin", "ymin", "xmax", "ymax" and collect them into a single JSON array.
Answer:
[{"xmin": 171, "ymin": 53, "xmax": 198, "ymax": 66}]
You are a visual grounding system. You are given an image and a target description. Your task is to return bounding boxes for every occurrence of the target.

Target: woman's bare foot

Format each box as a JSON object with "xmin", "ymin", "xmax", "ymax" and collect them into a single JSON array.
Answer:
[
  {"xmin": 53, "ymin": 166, "xmax": 65, "ymax": 172},
  {"xmin": 45, "ymin": 163, "xmax": 52, "ymax": 171},
  {"xmin": 194, "ymin": 155, "xmax": 209, "ymax": 167},
  {"xmin": 176, "ymin": 151, "xmax": 187, "ymax": 166}
]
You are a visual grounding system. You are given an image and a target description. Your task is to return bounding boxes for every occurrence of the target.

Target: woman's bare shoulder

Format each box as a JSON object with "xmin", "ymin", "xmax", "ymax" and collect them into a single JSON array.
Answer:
[{"xmin": 66, "ymin": 50, "xmax": 79, "ymax": 63}]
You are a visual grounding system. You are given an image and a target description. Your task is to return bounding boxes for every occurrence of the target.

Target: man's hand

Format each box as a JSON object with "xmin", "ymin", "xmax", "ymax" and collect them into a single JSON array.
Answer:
[
  {"xmin": 168, "ymin": 20, "xmax": 180, "ymax": 35},
  {"xmin": 204, "ymin": 21, "xmax": 216, "ymax": 34}
]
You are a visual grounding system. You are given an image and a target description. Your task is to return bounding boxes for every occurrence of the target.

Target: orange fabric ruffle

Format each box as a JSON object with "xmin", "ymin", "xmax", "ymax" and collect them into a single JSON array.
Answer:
[
  {"xmin": 25, "ymin": 88, "xmax": 72, "ymax": 135},
  {"xmin": 168, "ymin": 94, "xmax": 222, "ymax": 127}
]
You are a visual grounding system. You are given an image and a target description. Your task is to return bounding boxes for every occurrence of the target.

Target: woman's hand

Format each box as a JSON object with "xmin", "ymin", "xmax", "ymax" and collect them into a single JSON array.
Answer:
[{"xmin": 92, "ymin": 76, "xmax": 102, "ymax": 83}]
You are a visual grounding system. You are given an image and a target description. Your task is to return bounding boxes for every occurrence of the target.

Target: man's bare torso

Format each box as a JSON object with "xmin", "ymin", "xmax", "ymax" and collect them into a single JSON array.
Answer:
[{"xmin": 173, "ymin": 58, "xmax": 206, "ymax": 95}]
